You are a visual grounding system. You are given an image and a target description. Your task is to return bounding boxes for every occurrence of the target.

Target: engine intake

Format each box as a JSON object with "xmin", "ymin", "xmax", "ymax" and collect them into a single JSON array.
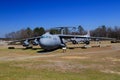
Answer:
[
  {"xmin": 23, "ymin": 40, "xmax": 29, "ymax": 47},
  {"xmin": 32, "ymin": 39, "xmax": 39, "ymax": 46},
  {"xmin": 84, "ymin": 41, "xmax": 90, "ymax": 45},
  {"xmin": 72, "ymin": 40, "xmax": 78, "ymax": 44}
]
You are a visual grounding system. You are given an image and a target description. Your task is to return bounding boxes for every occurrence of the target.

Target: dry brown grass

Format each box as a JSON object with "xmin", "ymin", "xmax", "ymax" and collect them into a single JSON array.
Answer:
[{"xmin": 0, "ymin": 41, "xmax": 120, "ymax": 80}]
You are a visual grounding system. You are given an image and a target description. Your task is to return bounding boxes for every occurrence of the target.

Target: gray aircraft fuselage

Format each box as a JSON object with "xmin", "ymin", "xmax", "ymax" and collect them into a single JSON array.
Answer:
[{"xmin": 39, "ymin": 32, "xmax": 64, "ymax": 50}]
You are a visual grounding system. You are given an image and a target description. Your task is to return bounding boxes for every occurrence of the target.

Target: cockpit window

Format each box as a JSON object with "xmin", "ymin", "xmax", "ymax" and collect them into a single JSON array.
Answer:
[{"xmin": 41, "ymin": 36, "xmax": 51, "ymax": 38}]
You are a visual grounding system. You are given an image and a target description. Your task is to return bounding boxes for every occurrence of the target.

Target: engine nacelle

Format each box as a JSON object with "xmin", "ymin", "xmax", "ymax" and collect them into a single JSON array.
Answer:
[
  {"xmin": 71, "ymin": 38, "xmax": 79, "ymax": 44},
  {"xmin": 72, "ymin": 40, "xmax": 78, "ymax": 44},
  {"xmin": 23, "ymin": 40, "xmax": 29, "ymax": 47},
  {"xmin": 84, "ymin": 40, "xmax": 90, "ymax": 45},
  {"xmin": 32, "ymin": 39, "xmax": 39, "ymax": 46}
]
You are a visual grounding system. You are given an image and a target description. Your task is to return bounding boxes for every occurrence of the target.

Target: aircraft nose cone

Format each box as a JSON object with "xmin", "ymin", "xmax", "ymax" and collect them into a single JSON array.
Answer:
[
  {"xmin": 39, "ymin": 38, "xmax": 52, "ymax": 50},
  {"xmin": 39, "ymin": 38, "xmax": 59, "ymax": 50},
  {"xmin": 39, "ymin": 39, "xmax": 48, "ymax": 46}
]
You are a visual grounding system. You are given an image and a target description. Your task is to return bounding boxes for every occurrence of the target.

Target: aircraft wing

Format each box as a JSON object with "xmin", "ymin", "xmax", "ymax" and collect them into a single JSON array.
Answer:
[
  {"xmin": 58, "ymin": 34, "xmax": 115, "ymax": 40},
  {"xmin": 9, "ymin": 36, "xmax": 41, "ymax": 45},
  {"xmin": 89, "ymin": 37, "xmax": 114, "ymax": 40},
  {"xmin": 58, "ymin": 34, "xmax": 88, "ymax": 38},
  {"xmin": 12, "ymin": 36, "xmax": 40, "ymax": 42}
]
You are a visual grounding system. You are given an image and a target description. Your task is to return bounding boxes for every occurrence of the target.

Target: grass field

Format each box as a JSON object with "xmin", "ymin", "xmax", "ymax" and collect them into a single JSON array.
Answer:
[{"xmin": 0, "ymin": 42, "xmax": 120, "ymax": 80}]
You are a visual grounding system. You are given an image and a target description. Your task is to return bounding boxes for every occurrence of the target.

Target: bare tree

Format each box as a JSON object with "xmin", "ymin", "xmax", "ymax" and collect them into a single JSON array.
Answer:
[{"xmin": 78, "ymin": 25, "xmax": 86, "ymax": 35}]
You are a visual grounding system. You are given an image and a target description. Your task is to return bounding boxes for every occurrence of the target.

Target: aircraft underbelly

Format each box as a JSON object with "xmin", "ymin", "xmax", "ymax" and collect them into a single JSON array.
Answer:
[{"xmin": 39, "ymin": 38, "xmax": 61, "ymax": 50}]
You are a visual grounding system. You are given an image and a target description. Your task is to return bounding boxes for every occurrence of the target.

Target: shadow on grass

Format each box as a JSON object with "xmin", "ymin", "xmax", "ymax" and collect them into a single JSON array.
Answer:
[
  {"xmin": 37, "ymin": 48, "xmax": 58, "ymax": 54},
  {"xmin": 8, "ymin": 47, "xmax": 42, "ymax": 51},
  {"xmin": 68, "ymin": 46, "xmax": 87, "ymax": 49}
]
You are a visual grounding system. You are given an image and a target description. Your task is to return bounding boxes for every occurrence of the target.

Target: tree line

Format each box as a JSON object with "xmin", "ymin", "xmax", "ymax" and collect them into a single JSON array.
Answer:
[
  {"xmin": 5, "ymin": 25, "xmax": 120, "ymax": 40},
  {"xmin": 5, "ymin": 27, "xmax": 45, "ymax": 40},
  {"xmin": 90, "ymin": 25, "xmax": 120, "ymax": 40}
]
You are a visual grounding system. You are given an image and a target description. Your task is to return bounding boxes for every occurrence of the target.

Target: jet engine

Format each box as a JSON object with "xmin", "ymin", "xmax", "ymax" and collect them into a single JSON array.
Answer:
[
  {"xmin": 71, "ymin": 38, "xmax": 78, "ymax": 44},
  {"xmin": 22, "ymin": 40, "xmax": 29, "ymax": 47},
  {"xmin": 32, "ymin": 39, "xmax": 39, "ymax": 46},
  {"xmin": 84, "ymin": 40, "xmax": 90, "ymax": 45},
  {"xmin": 72, "ymin": 40, "xmax": 78, "ymax": 44}
]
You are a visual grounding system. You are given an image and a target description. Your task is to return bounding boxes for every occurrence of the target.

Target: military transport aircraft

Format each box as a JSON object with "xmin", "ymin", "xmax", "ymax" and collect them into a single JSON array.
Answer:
[{"xmin": 10, "ymin": 30, "xmax": 114, "ymax": 51}]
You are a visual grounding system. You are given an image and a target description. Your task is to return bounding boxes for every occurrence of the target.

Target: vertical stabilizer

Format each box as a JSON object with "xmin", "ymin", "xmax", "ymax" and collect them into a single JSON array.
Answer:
[
  {"xmin": 83, "ymin": 30, "xmax": 90, "ymax": 37},
  {"xmin": 87, "ymin": 30, "xmax": 90, "ymax": 37}
]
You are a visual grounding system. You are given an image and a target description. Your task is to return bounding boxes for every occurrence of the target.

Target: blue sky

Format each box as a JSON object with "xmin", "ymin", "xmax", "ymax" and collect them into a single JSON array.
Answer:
[{"xmin": 0, "ymin": 0, "xmax": 120, "ymax": 37}]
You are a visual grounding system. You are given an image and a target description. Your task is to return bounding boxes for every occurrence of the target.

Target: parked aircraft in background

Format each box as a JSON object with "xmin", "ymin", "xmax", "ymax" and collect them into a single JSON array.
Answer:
[{"xmin": 10, "ymin": 29, "xmax": 114, "ymax": 51}]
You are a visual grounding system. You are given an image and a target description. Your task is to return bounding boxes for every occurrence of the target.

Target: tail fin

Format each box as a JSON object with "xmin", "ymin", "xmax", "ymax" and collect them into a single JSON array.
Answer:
[{"xmin": 86, "ymin": 30, "xmax": 90, "ymax": 37}]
